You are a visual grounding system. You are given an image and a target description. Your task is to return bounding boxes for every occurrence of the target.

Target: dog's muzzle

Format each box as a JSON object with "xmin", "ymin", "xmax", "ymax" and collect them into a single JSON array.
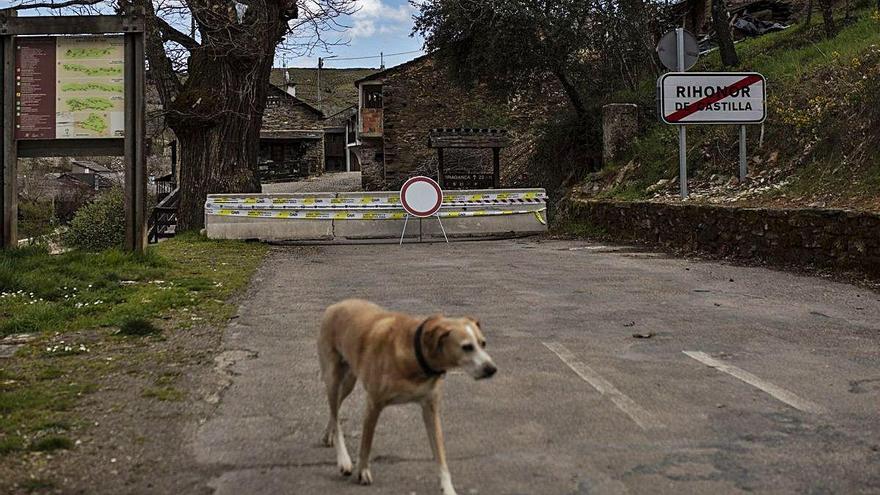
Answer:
[{"xmin": 478, "ymin": 363, "xmax": 498, "ymax": 380}]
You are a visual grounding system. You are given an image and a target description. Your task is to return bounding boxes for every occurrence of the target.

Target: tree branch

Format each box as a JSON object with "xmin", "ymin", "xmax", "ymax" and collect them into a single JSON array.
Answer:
[
  {"xmin": 156, "ymin": 16, "xmax": 200, "ymax": 50},
  {"xmin": 4, "ymin": 0, "xmax": 103, "ymax": 11}
]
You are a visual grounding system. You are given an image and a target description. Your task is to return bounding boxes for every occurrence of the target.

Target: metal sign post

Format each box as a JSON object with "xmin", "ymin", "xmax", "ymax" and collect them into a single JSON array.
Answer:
[
  {"xmin": 739, "ymin": 125, "xmax": 747, "ymax": 180},
  {"xmin": 657, "ymin": 71, "xmax": 767, "ymax": 188},
  {"xmin": 676, "ymin": 28, "xmax": 688, "ymax": 198}
]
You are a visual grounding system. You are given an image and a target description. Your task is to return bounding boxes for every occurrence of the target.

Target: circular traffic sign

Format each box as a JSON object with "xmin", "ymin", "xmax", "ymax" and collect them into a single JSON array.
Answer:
[
  {"xmin": 400, "ymin": 176, "xmax": 443, "ymax": 218},
  {"xmin": 656, "ymin": 29, "xmax": 699, "ymax": 71}
]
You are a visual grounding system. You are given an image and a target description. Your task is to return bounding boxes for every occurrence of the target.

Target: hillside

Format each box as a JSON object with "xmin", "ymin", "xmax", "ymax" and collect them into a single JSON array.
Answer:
[{"xmin": 576, "ymin": 8, "xmax": 880, "ymax": 212}]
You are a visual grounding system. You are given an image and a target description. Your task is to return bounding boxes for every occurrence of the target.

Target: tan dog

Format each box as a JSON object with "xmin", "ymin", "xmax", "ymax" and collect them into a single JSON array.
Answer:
[{"xmin": 318, "ymin": 299, "xmax": 497, "ymax": 495}]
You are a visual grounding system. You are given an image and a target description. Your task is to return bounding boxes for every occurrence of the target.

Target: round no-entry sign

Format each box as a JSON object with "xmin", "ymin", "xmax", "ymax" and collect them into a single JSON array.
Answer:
[{"xmin": 400, "ymin": 176, "xmax": 443, "ymax": 218}]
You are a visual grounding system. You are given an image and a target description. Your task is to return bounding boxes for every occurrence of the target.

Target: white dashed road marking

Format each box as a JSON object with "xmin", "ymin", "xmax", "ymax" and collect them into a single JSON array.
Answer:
[
  {"xmin": 543, "ymin": 342, "xmax": 666, "ymax": 430},
  {"xmin": 683, "ymin": 351, "xmax": 826, "ymax": 414}
]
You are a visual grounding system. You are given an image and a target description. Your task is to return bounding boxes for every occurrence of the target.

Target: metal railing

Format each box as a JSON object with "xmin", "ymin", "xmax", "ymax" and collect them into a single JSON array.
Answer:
[{"xmin": 147, "ymin": 187, "xmax": 179, "ymax": 244}]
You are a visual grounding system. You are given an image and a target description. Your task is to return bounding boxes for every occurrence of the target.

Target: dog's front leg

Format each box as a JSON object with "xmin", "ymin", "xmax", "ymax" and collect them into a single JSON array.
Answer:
[
  {"xmin": 421, "ymin": 397, "xmax": 457, "ymax": 495},
  {"xmin": 356, "ymin": 399, "xmax": 383, "ymax": 485}
]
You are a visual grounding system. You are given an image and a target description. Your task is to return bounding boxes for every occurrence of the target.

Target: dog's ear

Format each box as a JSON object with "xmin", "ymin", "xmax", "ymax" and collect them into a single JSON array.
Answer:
[{"xmin": 423, "ymin": 315, "xmax": 451, "ymax": 353}]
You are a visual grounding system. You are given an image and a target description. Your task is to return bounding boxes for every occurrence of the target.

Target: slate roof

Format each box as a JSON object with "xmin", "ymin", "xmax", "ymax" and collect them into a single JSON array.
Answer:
[{"xmin": 269, "ymin": 67, "xmax": 379, "ymax": 117}]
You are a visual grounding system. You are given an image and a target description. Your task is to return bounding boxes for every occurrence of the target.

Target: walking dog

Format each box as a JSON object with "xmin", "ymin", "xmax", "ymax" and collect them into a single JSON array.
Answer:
[{"xmin": 318, "ymin": 299, "xmax": 497, "ymax": 495}]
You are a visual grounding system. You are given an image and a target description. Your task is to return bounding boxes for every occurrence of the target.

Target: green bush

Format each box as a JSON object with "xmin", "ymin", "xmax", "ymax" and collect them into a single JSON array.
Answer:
[
  {"xmin": 18, "ymin": 200, "xmax": 56, "ymax": 241},
  {"xmin": 63, "ymin": 188, "xmax": 125, "ymax": 251}
]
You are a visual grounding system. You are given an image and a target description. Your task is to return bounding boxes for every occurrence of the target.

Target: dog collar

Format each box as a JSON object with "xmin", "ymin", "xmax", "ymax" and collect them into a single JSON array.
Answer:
[{"xmin": 414, "ymin": 320, "xmax": 445, "ymax": 378}]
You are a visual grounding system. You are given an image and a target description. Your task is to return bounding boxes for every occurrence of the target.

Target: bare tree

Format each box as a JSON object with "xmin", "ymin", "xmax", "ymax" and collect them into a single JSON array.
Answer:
[
  {"xmin": 7, "ymin": 0, "xmax": 357, "ymax": 230},
  {"xmin": 711, "ymin": 0, "xmax": 739, "ymax": 67}
]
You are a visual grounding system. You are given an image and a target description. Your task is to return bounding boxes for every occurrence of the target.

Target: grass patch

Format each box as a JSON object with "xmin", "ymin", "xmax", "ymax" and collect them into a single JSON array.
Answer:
[
  {"xmin": 117, "ymin": 317, "xmax": 159, "ymax": 336},
  {"xmin": 0, "ymin": 233, "xmax": 267, "ymax": 462},
  {"xmin": 141, "ymin": 386, "xmax": 185, "ymax": 402},
  {"xmin": 30, "ymin": 435, "xmax": 73, "ymax": 452}
]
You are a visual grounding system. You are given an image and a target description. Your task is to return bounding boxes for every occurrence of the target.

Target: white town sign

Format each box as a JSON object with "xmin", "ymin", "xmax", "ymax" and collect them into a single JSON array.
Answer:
[{"xmin": 658, "ymin": 72, "xmax": 767, "ymax": 124}]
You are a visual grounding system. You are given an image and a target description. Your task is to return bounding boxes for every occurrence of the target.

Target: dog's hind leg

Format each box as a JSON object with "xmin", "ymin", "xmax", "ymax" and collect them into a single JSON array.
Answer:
[
  {"xmin": 356, "ymin": 399, "xmax": 384, "ymax": 485},
  {"xmin": 321, "ymin": 356, "xmax": 354, "ymax": 475},
  {"xmin": 337, "ymin": 369, "xmax": 357, "ymax": 409},
  {"xmin": 421, "ymin": 396, "xmax": 457, "ymax": 495}
]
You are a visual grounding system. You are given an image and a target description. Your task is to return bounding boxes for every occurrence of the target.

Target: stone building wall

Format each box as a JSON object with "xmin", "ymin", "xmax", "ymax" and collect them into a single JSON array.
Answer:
[
  {"xmin": 357, "ymin": 56, "xmax": 566, "ymax": 190},
  {"xmin": 564, "ymin": 199, "xmax": 880, "ymax": 276}
]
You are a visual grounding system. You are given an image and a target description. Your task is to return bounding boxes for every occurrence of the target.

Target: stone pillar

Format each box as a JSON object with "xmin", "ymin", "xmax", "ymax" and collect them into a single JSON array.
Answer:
[
  {"xmin": 353, "ymin": 141, "xmax": 385, "ymax": 191},
  {"xmin": 602, "ymin": 103, "xmax": 639, "ymax": 165}
]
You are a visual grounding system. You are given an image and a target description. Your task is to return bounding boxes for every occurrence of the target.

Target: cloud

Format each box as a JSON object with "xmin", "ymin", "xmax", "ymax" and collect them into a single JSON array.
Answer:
[{"xmin": 350, "ymin": 0, "xmax": 413, "ymax": 39}]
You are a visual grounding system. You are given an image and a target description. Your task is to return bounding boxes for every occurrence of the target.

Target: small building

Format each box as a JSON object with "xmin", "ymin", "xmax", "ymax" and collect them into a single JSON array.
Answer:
[{"xmin": 259, "ymin": 85, "xmax": 326, "ymax": 181}]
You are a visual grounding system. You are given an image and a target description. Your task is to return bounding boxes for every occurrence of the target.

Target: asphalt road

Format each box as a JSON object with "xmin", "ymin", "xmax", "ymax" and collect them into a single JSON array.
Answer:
[{"xmin": 194, "ymin": 239, "xmax": 880, "ymax": 495}]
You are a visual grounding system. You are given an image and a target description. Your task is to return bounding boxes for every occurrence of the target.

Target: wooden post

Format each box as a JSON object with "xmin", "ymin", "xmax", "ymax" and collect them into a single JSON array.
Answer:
[
  {"xmin": 492, "ymin": 147, "xmax": 500, "ymax": 189},
  {"xmin": 123, "ymin": 30, "xmax": 146, "ymax": 253},
  {"xmin": 2, "ymin": 35, "xmax": 17, "ymax": 249},
  {"xmin": 437, "ymin": 148, "xmax": 445, "ymax": 188}
]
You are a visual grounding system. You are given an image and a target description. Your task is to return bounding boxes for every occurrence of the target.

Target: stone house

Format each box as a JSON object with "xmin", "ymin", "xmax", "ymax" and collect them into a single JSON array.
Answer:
[
  {"xmin": 268, "ymin": 67, "xmax": 378, "ymax": 174},
  {"xmin": 259, "ymin": 84, "xmax": 326, "ymax": 181},
  {"xmin": 351, "ymin": 54, "xmax": 565, "ymax": 191}
]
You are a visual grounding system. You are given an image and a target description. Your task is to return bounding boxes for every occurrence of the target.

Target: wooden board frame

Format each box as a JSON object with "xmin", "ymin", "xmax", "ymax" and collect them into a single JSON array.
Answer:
[
  {"xmin": 428, "ymin": 129, "xmax": 509, "ymax": 190},
  {"xmin": 0, "ymin": 10, "xmax": 146, "ymax": 252}
]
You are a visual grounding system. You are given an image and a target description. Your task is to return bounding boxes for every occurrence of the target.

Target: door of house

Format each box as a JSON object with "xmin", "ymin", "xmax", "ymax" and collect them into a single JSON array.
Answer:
[{"xmin": 324, "ymin": 132, "xmax": 346, "ymax": 172}]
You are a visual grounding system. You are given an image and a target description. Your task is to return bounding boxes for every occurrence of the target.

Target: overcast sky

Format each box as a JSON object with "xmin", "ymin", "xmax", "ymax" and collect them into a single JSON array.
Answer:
[
  {"xmin": 286, "ymin": 0, "xmax": 426, "ymax": 70},
  {"xmin": 0, "ymin": 0, "xmax": 427, "ymax": 70}
]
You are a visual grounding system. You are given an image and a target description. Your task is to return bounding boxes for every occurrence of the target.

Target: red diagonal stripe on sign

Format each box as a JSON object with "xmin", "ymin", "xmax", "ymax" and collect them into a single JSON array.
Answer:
[{"xmin": 666, "ymin": 74, "xmax": 762, "ymax": 123}]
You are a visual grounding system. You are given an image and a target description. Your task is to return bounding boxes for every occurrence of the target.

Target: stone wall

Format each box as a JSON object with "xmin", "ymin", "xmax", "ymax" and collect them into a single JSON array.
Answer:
[{"xmin": 564, "ymin": 199, "xmax": 880, "ymax": 276}]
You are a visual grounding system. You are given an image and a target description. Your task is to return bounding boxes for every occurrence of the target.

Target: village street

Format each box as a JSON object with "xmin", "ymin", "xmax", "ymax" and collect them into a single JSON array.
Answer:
[{"xmin": 192, "ymin": 239, "xmax": 880, "ymax": 495}]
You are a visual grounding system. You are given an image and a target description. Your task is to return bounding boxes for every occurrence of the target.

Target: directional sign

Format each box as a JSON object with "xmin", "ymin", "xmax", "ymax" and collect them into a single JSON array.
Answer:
[{"xmin": 658, "ymin": 72, "xmax": 766, "ymax": 125}]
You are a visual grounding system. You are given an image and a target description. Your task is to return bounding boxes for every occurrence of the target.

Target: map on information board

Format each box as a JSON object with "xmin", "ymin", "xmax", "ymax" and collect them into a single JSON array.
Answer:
[{"xmin": 15, "ymin": 35, "xmax": 124, "ymax": 140}]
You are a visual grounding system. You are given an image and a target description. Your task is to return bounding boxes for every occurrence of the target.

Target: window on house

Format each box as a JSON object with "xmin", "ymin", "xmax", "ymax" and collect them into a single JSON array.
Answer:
[{"xmin": 363, "ymin": 85, "xmax": 382, "ymax": 109}]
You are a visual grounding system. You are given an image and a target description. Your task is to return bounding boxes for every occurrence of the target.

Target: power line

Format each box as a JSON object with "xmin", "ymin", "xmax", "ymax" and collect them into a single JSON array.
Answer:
[{"xmin": 322, "ymin": 49, "xmax": 424, "ymax": 63}]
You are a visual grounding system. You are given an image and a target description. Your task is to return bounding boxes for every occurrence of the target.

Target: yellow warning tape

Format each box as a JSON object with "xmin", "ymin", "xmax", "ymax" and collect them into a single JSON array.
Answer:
[
  {"xmin": 205, "ymin": 207, "xmax": 547, "ymax": 224},
  {"xmin": 208, "ymin": 190, "xmax": 546, "ymax": 206}
]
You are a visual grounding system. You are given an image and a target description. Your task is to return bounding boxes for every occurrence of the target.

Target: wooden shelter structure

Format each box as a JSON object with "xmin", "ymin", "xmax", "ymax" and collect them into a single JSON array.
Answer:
[{"xmin": 428, "ymin": 128, "xmax": 510, "ymax": 189}]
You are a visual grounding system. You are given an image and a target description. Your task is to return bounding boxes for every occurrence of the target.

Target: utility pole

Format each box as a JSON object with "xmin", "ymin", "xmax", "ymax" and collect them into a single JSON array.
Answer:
[
  {"xmin": 317, "ymin": 56, "xmax": 323, "ymax": 113},
  {"xmin": 316, "ymin": 55, "xmax": 337, "ymax": 115}
]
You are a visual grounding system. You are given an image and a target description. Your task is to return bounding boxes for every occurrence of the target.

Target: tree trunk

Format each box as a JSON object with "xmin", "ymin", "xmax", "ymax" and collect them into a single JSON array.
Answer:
[
  {"xmin": 712, "ymin": 0, "xmax": 740, "ymax": 67},
  {"xmin": 819, "ymin": 0, "xmax": 836, "ymax": 37},
  {"xmin": 551, "ymin": 68, "xmax": 587, "ymax": 118},
  {"xmin": 804, "ymin": 0, "xmax": 813, "ymax": 27},
  {"xmin": 685, "ymin": 0, "xmax": 708, "ymax": 34},
  {"xmin": 169, "ymin": 50, "xmax": 274, "ymax": 231}
]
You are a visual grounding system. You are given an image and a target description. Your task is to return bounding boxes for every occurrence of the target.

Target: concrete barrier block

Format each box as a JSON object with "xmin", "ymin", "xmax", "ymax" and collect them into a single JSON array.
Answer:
[{"xmin": 206, "ymin": 216, "xmax": 333, "ymax": 241}]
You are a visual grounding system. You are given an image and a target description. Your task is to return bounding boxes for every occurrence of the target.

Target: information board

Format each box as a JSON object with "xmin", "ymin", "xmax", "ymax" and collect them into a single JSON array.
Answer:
[{"xmin": 15, "ymin": 35, "xmax": 125, "ymax": 140}]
